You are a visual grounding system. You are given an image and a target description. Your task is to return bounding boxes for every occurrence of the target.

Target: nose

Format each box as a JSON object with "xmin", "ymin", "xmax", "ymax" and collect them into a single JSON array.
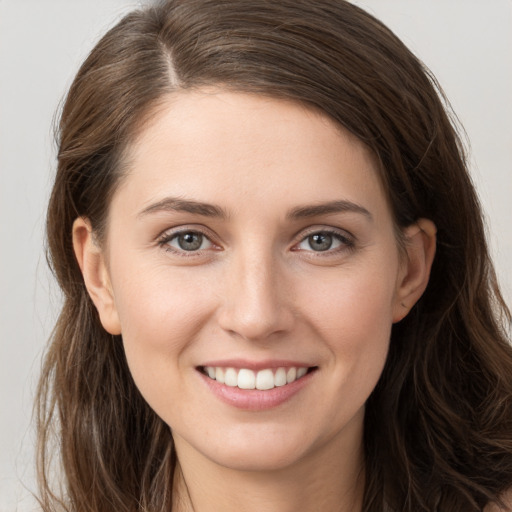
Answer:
[{"xmin": 217, "ymin": 247, "xmax": 295, "ymax": 342}]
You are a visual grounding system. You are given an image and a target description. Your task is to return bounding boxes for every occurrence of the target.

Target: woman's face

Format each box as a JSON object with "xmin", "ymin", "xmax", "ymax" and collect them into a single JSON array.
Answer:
[{"xmin": 77, "ymin": 90, "xmax": 432, "ymax": 473}]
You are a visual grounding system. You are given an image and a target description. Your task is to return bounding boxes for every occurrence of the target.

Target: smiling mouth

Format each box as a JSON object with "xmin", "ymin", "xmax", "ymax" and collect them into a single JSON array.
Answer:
[{"xmin": 198, "ymin": 366, "xmax": 317, "ymax": 390}]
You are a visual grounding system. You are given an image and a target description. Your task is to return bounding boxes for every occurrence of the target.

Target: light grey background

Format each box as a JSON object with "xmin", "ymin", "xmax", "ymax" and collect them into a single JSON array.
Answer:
[{"xmin": 1, "ymin": 1, "xmax": 510, "ymax": 509}]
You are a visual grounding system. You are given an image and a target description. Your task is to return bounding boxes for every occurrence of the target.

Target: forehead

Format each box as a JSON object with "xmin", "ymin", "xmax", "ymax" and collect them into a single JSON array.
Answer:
[{"xmin": 115, "ymin": 89, "xmax": 389, "ymax": 222}]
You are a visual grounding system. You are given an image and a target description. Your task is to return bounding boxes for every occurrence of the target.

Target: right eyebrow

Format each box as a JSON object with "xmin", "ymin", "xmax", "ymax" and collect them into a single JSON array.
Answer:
[
  {"xmin": 287, "ymin": 199, "xmax": 373, "ymax": 221},
  {"xmin": 137, "ymin": 197, "xmax": 228, "ymax": 219}
]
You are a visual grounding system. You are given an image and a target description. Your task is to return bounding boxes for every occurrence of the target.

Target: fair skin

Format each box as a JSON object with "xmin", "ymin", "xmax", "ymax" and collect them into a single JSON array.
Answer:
[{"xmin": 73, "ymin": 90, "xmax": 436, "ymax": 512}]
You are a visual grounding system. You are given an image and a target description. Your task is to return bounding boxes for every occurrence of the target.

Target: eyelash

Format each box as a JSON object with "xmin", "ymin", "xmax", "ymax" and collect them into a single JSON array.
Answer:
[
  {"xmin": 292, "ymin": 228, "xmax": 355, "ymax": 256},
  {"xmin": 157, "ymin": 227, "xmax": 219, "ymax": 257},
  {"xmin": 156, "ymin": 226, "xmax": 355, "ymax": 257}
]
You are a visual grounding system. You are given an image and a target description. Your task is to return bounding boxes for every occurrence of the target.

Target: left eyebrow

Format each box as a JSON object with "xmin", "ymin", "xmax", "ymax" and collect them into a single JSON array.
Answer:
[
  {"xmin": 287, "ymin": 200, "xmax": 373, "ymax": 221},
  {"xmin": 137, "ymin": 197, "xmax": 228, "ymax": 219}
]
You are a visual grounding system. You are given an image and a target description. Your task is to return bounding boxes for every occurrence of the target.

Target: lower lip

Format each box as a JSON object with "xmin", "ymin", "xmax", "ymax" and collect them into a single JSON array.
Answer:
[{"xmin": 198, "ymin": 370, "xmax": 315, "ymax": 411}]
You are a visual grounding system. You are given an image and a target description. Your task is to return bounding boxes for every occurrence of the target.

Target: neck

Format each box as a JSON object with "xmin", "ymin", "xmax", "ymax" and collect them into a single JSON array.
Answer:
[{"xmin": 171, "ymin": 430, "xmax": 365, "ymax": 512}]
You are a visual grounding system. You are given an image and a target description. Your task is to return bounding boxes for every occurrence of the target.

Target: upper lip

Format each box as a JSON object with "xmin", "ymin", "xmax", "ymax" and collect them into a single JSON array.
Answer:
[{"xmin": 198, "ymin": 359, "xmax": 315, "ymax": 371}]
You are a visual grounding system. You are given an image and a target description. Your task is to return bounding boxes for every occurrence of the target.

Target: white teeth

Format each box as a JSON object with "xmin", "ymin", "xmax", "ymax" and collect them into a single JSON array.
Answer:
[
  {"xmin": 297, "ymin": 367, "xmax": 308, "ymax": 379},
  {"xmin": 274, "ymin": 367, "xmax": 287, "ymax": 387},
  {"xmin": 215, "ymin": 367, "xmax": 225, "ymax": 384},
  {"xmin": 203, "ymin": 365, "xmax": 311, "ymax": 390},
  {"xmin": 224, "ymin": 367, "xmax": 238, "ymax": 387},
  {"xmin": 256, "ymin": 369, "xmax": 274, "ymax": 390},
  {"xmin": 238, "ymin": 368, "xmax": 256, "ymax": 389},
  {"xmin": 286, "ymin": 367, "xmax": 297, "ymax": 384}
]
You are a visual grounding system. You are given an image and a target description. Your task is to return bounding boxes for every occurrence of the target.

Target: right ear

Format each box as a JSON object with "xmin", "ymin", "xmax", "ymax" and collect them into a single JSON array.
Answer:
[{"xmin": 72, "ymin": 217, "xmax": 121, "ymax": 335}]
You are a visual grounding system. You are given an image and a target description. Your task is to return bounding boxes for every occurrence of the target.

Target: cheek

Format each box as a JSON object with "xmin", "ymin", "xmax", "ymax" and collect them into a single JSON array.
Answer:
[
  {"xmin": 112, "ymin": 260, "xmax": 213, "ymax": 340},
  {"xmin": 297, "ymin": 262, "xmax": 397, "ymax": 381},
  {"xmin": 299, "ymin": 261, "xmax": 398, "ymax": 336},
  {"xmin": 109, "ymin": 262, "xmax": 216, "ymax": 395}
]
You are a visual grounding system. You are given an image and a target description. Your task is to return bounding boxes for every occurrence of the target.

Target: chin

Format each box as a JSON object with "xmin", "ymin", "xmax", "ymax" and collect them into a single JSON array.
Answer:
[
  {"xmin": 175, "ymin": 423, "xmax": 315, "ymax": 473},
  {"xmin": 207, "ymin": 442, "xmax": 308, "ymax": 473}
]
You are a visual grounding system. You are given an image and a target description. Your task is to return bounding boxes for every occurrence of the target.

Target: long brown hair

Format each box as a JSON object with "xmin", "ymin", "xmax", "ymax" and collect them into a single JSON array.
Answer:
[{"xmin": 37, "ymin": 1, "xmax": 512, "ymax": 510}]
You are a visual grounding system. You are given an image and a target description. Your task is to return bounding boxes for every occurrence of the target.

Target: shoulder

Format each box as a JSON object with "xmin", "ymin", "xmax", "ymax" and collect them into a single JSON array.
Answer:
[{"xmin": 485, "ymin": 489, "xmax": 512, "ymax": 512}]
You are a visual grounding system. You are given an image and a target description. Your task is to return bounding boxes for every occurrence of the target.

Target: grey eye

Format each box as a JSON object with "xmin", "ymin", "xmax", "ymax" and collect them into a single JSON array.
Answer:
[
  {"xmin": 307, "ymin": 233, "xmax": 334, "ymax": 251},
  {"xmin": 169, "ymin": 231, "xmax": 212, "ymax": 251},
  {"xmin": 296, "ymin": 231, "xmax": 349, "ymax": 253}
]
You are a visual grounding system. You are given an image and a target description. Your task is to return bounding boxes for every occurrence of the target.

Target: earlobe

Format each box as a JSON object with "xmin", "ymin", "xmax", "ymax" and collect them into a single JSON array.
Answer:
[
  {"xmin": 72, "ymin": 217, "xmax": 122, "ymax": 335},
  {"xmin": 393, "ymin": 218, "xmax": 437, "ymax": 323}
]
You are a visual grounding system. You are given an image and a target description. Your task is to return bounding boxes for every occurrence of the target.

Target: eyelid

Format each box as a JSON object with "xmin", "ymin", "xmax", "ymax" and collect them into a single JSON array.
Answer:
[
  {"xmin": 156, "ymin": 225, "xmax": 221, "ymax": 254},
  {"xmin": 291, "ymin": 226, "xmax": 356, "ymax": 253},
  {"xmin": 155, "ymin": 224, "xmax": 355, "ymax": 257}
]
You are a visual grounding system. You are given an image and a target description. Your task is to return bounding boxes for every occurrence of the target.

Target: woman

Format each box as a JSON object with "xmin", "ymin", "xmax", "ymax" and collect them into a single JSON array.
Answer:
[{"xmin": 37, "ymin": 0, "xmax": 512, "ymax": 511}]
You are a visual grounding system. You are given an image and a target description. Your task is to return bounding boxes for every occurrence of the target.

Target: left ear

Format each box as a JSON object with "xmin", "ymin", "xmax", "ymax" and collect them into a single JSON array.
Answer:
[{"xmin": 393, "ymin": 218, "xmax": 437, "ymax": 323}]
